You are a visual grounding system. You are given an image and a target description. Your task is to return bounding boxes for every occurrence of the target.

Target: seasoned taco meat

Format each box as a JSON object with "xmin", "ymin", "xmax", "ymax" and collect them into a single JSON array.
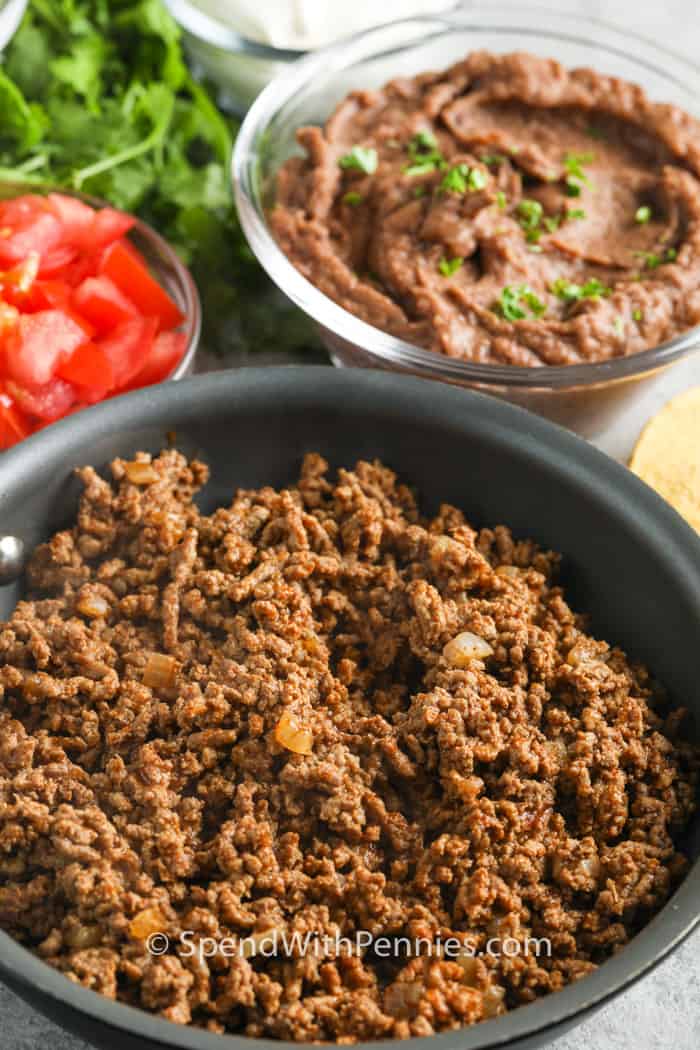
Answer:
[
  {"xmin": 0, "ymin": 450, "xmax": 697, "ymax": 1041},
  {"xmin": 272, "ymin": 51, "xmax": 700, "ymax": 366}
]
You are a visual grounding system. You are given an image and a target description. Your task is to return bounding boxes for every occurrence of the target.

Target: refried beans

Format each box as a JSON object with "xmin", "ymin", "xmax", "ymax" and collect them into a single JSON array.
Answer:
[
  {"xmin": 0, "ymin": 450, "xmax": 697, "ymax": 1041},
  {"xmin": 272, "ymin": 51, "xmax": 700, "ymax": 366}
]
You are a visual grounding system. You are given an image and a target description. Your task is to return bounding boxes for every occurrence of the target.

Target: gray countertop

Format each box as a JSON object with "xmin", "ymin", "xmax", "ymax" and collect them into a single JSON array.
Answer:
[{"xmin": 3, "ymin": 0, "xmax": 700, "ymax": 1047}]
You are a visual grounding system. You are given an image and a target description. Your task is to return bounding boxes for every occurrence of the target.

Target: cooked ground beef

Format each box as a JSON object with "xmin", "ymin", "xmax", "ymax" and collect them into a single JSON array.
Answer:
[
  {"xmin": 0, "ymin": 450, "xmax": 697, "ymax": 1042},
  {"xmin": 272, "ymin": 51, "xmax": 700, "ymax": 366}
]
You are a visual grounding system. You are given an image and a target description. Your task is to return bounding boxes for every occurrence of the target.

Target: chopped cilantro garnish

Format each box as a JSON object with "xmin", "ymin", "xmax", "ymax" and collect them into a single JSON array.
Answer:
[
  {"xmin": 528, "ymin": 244, "xmax": 543, "ymax": 253},
  {"xmin": 440, "ymin": 163, "xmax": 487, "ymax": 194},
  {"xmin": 468, "ymin": 167, "xmax": 488, "ymax": 190},
  {"xmin": 481, "ymin": 153, "xmax": 506, "ymax": 167},
  {"xmin": 342, "ymin": 191, "xmax": 363, "ymax": 206},
  {"xmin": 339, "ymin": 146, "xmax": 378, "ymax": 174},
  {"xmin": 633, "ymin": 247, "xmax": 676, "ymax": 268},
  {"xmin": 544, "ymin": 216, "xmax": 561, "ymax": 233},
  {"xmin": 494, "ymin": 284, "xmax": 546, "ymax": 321},
  {"xmin": 410, "ymin": 129, "xmax": 438, "ymax": 152},
  {"xmin": 567, "ymin": 208, "xmax": 586, "ymax": 220},
  {"xmin": 564, "ymin": 152, "xmax": 595, "ymax": 177},
  {"xmin": 403, "ymin": 131, "xmax": 445, "ymax": 176},
  {"xmin": 550, "ymin": 277, "xmax": 611, "ymax": 302},
  {"xmin": 404, "ymin": 160, "xmax": 441, "ymax": 177},
  {"xmin": 632, "ymin": 308, "xmax": 643, "ymax": 322},
  {"xmin": 438, "ymin": 256, "xmax": 464, "ymax": 277},
  {"xmin": 563, "ymin": 152, "xmax": 594, "ymax": 197},
  {"xmin": 613, "ymin": 316, "xmax": 624, "ymax": 336},
  {"xmin": 496, "ymin": 190, "xmax": 507, "ymax": 211},
  {"xmin": 517, "ymin": 199, "xmax": 543, "ymax": 232},
  {"xmin": 635, "ymin": 205, "xmax": 652, "ymax": 224}
]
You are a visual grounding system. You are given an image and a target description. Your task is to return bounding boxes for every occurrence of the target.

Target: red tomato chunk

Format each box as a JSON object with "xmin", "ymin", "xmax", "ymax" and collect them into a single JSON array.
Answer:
[{"xmin": 0, "ymin": 192, "xmax": 189, "ymax": 449}]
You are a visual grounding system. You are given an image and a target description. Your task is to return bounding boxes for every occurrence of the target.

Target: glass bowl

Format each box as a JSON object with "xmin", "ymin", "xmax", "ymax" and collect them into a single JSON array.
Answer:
[
  {"xmin": 233, "ymin": 6, "xmax": 700, "ymax": 438},
  {"xmin": 164, "ymin": 0, "xmax": 305, "ymax": 114},
  {"xmin": 0, "ymin": 182, "xmax": 201, "ymax": 383},
  {"xmin": 0, "ymin": 0, "xmax": 27, "ymax": 50},
  {"xmin": 164, "ymin": 0, "xmax": 457, "ymax": 115}
]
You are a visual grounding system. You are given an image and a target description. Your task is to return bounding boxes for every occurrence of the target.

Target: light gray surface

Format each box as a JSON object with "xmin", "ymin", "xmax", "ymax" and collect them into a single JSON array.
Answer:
[{"xmin": 3, "ymin": 1, "xmax": 700, "ymax": 1048}]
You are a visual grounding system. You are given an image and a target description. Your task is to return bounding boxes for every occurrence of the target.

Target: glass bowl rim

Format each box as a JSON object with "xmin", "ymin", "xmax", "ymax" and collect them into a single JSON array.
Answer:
[
  {"xmin": 232, "ymin": 5, "xmax": 700, "ymax": 391},
  {"xmin": 163, "ymin": 0, "xmax": 308, "ymax": 59},
  {"xmin": 0, "ymin": 180, "xmax": 201, "ymax": 382}
]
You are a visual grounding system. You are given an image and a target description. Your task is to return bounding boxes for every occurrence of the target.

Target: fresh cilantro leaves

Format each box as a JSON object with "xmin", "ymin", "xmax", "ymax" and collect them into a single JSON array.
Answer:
[
  {"xmin": 0, "ymin": 1, "xmax": 315, "ymax": 356},
  {"xmin": 494, "ymin": 284, "xmax": 546, "ymax": 321}
]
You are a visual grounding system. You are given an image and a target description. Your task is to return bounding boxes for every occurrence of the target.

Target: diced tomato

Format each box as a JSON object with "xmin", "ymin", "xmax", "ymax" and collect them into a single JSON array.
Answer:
[
  {"xmin": 60, "ymin": 253, "xmax": 95, "ymax": 287},
  {"xmin": 19, "ymin": 279, "xmax": 72, "ymax": 312},
  {"xmin": 127, "ymin": 330, "xmax": 187, "ymax": 389},
  {"xmin": 0, "ymin": 211, "xmax": 64, "ymax": 268},
  {"xmin": 99, "ymin": 316, "xmax": 158, "ymax": 389},
  {"xmin": 56, "ymin": 342, "xmax": 115, "ymax": 401},
  {"xmin": 73, "ymin": 276, "xmax": 138, "ymax": 335},
  {"xmin": 37, "ymin": 244, "xmax": 78, "ymax": 277},
  {"xmin": 90, "ymin": 208, "xmax": 136, "ymax": 249},
  {"xmin": 4, "ymin": 310, "xmax": 90, "ymax": 387},
  {"xmin": 0, "ymin": 386, "xmax": 32, "ymax": 449},
  {"xmin": 7, "ymin": 378, "xmax": 77, "ymax": 422},
  {"xmin": 100, "ymin": 240, "xmax": 184, "ymax": 330},
  {"xmin": 0, "ymin": 193, "xmax": 190, "ymax": 449},
  {"xmin": 46, "ymin": 193, "xmax": 96, "ymax": 241},
  {"xmin": 0, "ymin": 253, "xmax": 40, "ymax": 306},
  {"xmin": 48, "ymin": 193, "xmax": 136, "ymax": 252},
  {"xmin": 0, "ymin": 195, "xmax": 53, "ymax": 226}
]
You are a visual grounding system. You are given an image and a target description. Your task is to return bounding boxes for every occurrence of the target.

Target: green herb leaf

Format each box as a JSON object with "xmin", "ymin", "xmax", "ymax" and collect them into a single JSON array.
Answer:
[
  {"xmin": 496, "ymin": 190, "xmax": 507, "ymax": 211},
  {"xmin": 563, "ymin": 152, "xmax": 594, "ymax": 197},
  {"xmin": 543, "ymin": 215, "xmax": 560, "ymax": 233},
  {"xmin": 339, "ymin": 146, "xmax": 378, "ymax": 174},
  {"xmin": 403, "ymin": 130, "xmax": 445, "ymax": 176},
  {"xmin": 438, "ymin": 256, "xmax": 463, "ymax": 277},
  {"xmin": 494, "ymin": 284, "xmax": 546, "ymax": 321},
  {"xmin": 567, "ymin": 208, "xmax": 586, "ymax": 220},
  {"xmin": 440, "ymin": 163, "xmax": 487, "ymax": 194},
  {"xmin": 0, "ymin": 0, "xmax": 317, "ymax": 358},
  {"xmin": 342, "ymin": 191, "xmax": 363, "ymax": 206},
  {"xmin": 550, "ymin": 277, "xmax": 611, "ymax": 302},
  {"xmin": 480, "ymin": 153, "xmax": 505, "ymax": 167},
  {"xmin": 517, "ymin": 198, "xmax": 543, "ymax": 231},
  {"xmin": 632, "ymin": 308, "xmax": 643, "ymax": 321},
  {"xmin": 635, "ymin": 204, "xmax": 652, "ymax": 224},
  {"xmin": 410, "ymin": 129, "xmax": 438, "ymax": 152}
]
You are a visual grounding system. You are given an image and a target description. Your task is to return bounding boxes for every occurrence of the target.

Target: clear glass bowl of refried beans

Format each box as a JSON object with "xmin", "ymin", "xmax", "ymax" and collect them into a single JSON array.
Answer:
[{"xmin": 233, "ymin": 6, "xmax": 700, "ymax": 439}]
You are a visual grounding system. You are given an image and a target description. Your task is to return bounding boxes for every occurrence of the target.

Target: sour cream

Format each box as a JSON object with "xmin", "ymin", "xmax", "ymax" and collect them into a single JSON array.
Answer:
[{"xmin": 194, "ymin": 0, "xmax": 457, "ymax": 51}]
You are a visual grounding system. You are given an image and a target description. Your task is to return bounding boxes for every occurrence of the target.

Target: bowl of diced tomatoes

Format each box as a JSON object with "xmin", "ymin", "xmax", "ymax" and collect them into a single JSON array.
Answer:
[{"xmin": 0, "ymin": 186, "xmax": 201, "ymax": 450}]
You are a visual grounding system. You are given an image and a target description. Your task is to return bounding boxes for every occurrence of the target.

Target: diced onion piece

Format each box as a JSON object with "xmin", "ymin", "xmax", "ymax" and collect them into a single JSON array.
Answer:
[
  {"xmin": 143, "ymin": 652, "xmax": 178, "ymax": 689},
  {"xmin": 124, "ymin": 460, "xmax": 159, "ymax": 485},
  {"xmin": 275, "ymin": 710, "xmax": 313, "ymax": 755},
  {"xmin": 455, "ymin": 952, "xmax": 479, "ymax": 985},
  {"xmin": 495, "ymin": 565, "xmax": 520, "ymax": 578},
  {"xmin": 129, "ymin": 907, "xmax": 166, "ymax": 940},
  {"xmin": 65, "ymin": 924, "xmax": 101, "ymax": 949},
  {"xmin": 482, "ymin": 983, "xmax": 506, "ymax": 1018},
  {"xmin": 76, "ymin": 594, "xmax": 109, "ymax": 618},
  {"xmin": 443, "ymin": 631, "xmax": 493, "ymax": 667}
]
